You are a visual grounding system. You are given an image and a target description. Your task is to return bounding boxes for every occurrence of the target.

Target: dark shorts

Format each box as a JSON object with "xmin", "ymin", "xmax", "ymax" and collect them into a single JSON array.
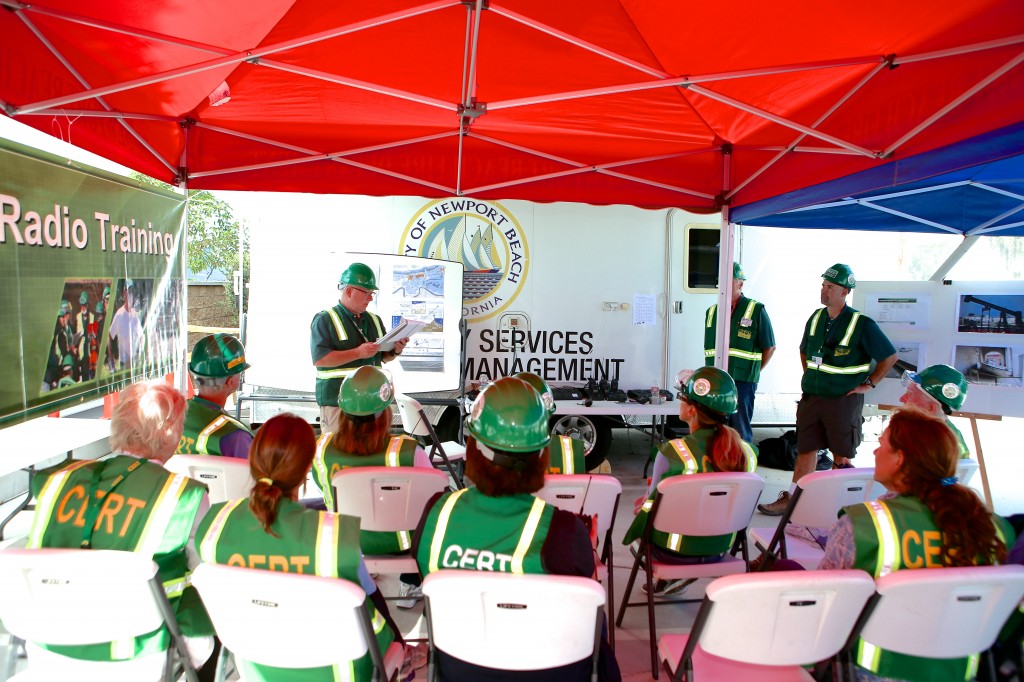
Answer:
[{"xmin": 795, "ymin": 392, "xmax": 865, "ymax": 459}]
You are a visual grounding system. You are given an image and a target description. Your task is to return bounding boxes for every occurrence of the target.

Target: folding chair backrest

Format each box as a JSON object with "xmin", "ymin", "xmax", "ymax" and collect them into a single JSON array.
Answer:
[
  {"xmin": 0, "ymin": 548, "xmax": 166, "ymax": 646},
  {"xmin": 394, "ymin": 393, "xmax": 430, "ymax": 437},
  {"xmin": 653, "ymin": 472, "xmax": 764, "ymax": 537},
  {"xmin": 191, "ymin": 562, "xmax": 374, "ymax": 670},
  {"xmin": 536, "ymin": 474, "xmax": 622, "ymax": 538},
  {"xmin": 956, "ymin": 458, "xmax": 979, "ymax": 486},
  {"xmin": 789, "ymin": 468, "xmax": 884, "ymax": 528},
  {"xmin": 858, "ymin": 564, "xmax": 1024, "ymax": 659},
  {"xmin": 423, "ymin": 569, "xmax": 605, "ymax": 672},
  {"xmin": 163, "ymin": 454, "xmax": 253, "ymax": 504},
  {"xmin": 331, "ymin": 466, "xmax": 448, "ymax": 530},
  {"xmin": 696, "ymin": 570, "xmax": 875, "ymax": 665}
]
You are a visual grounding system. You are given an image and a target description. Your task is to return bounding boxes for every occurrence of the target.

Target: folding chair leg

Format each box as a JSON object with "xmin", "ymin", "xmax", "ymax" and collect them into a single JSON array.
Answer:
[
  {"xmin": 615, "ymin": 545, "xmax": 644, "ymax": 627},
  {"xmin": 602, "ymin": 544, "xmax": 616, "ymax": 650},
  {"xmin": 3, "ymin": 635, "xmax": 23, "ymax": 681},
  {"xmin": 646, "ymin": 544, "xmax": 660, "ymax": 679}
]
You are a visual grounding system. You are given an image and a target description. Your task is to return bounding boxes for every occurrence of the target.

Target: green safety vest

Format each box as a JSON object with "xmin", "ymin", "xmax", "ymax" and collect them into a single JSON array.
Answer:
[
  {"xmin": 801, "ymin": 306, "xmax": 873, "ymax": 397},
  {"xmin": 548, "ymin": 435, "xmax": 587, "ymax": 475},
  {"xmin": 312, "ymin": 433, "xmax": 420, "ymax": 554},
  {"xmin": 311, "ymin": 304, "xmax": 386, "ymax": 407},
  {"xmin": 947, "ymin": 418, "xmax": 971, "ymax": 459},
  {"xmin": 196, "ymin": 498, "xmax": 392, "ymax": 682},
  {"xmin": 417, "ymin": 489, "xmax": 554, "ymax": 576},
  {"xmin": 704, "ymin": 297, "xmax": 770, "ymax": 383},
  {"xmin": 26, "ymin": 455, "xmax": 210, "ymax": 661},
  {"xmin": 623, "ymin": 428, "xmax": 757, "ymax": 553},
  {"xmin": 177, "ymin": 397, "xmax": 252, "ymax": 456},
  {"xmin": 846, "ymin": 496, "xmax": 1013, "ymax": 682}
]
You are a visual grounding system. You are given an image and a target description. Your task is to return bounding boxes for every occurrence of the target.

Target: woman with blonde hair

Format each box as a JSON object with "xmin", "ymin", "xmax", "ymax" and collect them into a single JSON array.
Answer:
[{"xmin": 821, "ymin": 407, "xmax": 1012, "ymax": 681}]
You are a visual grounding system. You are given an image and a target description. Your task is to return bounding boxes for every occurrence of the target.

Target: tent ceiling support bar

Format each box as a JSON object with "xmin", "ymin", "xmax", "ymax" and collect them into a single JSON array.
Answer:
[
  {"xmin": 930, "ymin": 236, "xmax": 979, "ymax": 281},
  {"xmin": 896, "ymin": 33, "xmax": 1024, "ymax": 65},
  {"xmin": 18, "ymin": 109, "xmax": 179, "ymax": 122},
  {"xmin": 972, "ymin": 182, "xmax": 1024, "ymax": 204},
  {"xmin": 883, "ymin": 48, "xmax": 1024, "ymax": 157},
  {"xmin": 325, "ymin": 157, "xmax": 456, "ymax": 193},
  {"xmin": 260, "ymin": 59, "xmax": 452, "ymax": 110},
  {"xmin": 726, "ymin": 60, "xmax": 887, "ymax": 201},
  {"xmin": 971, "ymin": 218, "xmax": 1024, "ymax": 236},
  {"xmin": 596, "ymin": 168, "xmax": 717, "ymax": 199},
  {"xmin": 13, "ymin": 7, "xmax": 177, "ymax": 176},
  {"xmin": 195, "ymin": 122, "xmax": 325, "ymax": 156},
  {"xmin": 966, "ymin": 202, "xmax": 1024, "ymax": 235},
  {"xmin": 13, "ymin": 0, "xmax": 458, "ymax": 115},
  {"xmin": 856, "ymin": 199, "xmax": 960, "ymax": 234},
  {"xmin": 687, "ymin": 83, "xmax": 877, "ymax": 158}
]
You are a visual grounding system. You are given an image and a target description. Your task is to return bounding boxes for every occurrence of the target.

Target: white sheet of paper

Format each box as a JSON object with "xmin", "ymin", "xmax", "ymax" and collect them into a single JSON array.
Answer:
[{"xmin": 632, "ymin": 294, "xmax": 656, "ymax": 326}]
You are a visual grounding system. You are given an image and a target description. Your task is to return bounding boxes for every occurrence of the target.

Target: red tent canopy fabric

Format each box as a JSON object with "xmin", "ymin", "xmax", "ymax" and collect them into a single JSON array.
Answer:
[{"xmin": 2, "ymin": 0, "xmax": 1022, "ymax": 212}]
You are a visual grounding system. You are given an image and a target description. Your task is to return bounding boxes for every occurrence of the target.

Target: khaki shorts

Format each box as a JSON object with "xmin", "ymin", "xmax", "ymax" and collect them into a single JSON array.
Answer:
[{"xmin": 795, "ymin": 392, "xmax": 865, "ymax": 459}]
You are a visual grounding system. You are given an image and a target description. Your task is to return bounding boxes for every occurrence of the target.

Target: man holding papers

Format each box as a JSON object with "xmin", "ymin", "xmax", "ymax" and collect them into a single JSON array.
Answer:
[{"xmin": 310, "ymin": 262, "xmax": 409, "ymax": 433}]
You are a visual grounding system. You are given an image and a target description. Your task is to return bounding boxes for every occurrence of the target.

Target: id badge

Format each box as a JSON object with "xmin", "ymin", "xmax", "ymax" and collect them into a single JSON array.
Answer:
[
  {"xmin": 740, "ymin": 317, "xmax": 752, "ymax": 327},
  {"xmin": 811, "ymin": 355, "xmax": 823, "ymax": 367}
]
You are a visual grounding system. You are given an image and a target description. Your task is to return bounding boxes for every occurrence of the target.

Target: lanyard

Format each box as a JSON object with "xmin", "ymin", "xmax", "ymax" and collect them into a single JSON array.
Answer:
[{"xmin": 80, "ymin": 457, "xmax": 144, "ymax": 549}]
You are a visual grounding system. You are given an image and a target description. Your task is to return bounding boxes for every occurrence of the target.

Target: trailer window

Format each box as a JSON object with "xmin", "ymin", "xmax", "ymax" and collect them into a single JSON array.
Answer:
[{"xmin": 684, "ymin": 224, "xmax": 720, "ymax": 292}]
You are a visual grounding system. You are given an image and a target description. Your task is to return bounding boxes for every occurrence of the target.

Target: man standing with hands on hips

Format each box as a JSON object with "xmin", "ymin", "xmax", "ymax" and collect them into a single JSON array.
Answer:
[
  {"xmin": 703, "ymin": 262, "xmax": 776, "ymax": 444},
  {"xmin": 758, "ymin": 263, "xmax": 897, "ymax": 515},
  {"xmin": 310, "ymin": 262, "xmax": 408, "ymax": 434}
]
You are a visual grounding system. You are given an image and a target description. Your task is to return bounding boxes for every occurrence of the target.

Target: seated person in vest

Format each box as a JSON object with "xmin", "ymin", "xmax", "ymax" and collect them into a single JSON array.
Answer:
[
  {"xmin": 819, "ymin": 407, "xmax": 1013, "ymax": 682},
  {"xmin": 311, "ymin": 365, "xmax": 431, "ymax": 607},
  {"xmin": 412, "ymin": 377, "xmax": 621, "ymax": 682},
  {"xmin": 898, "ymin": 364, "xmax": 971, "ymax": 459},
  {"xmin": 177, "ymin": 333, "xmax": 253, "ymax": 459},
  {"xmin": 26, "ymin": 381, "xmax": 215, "ymax": 675},
  {"xmin": 194, "ymin": 413, "xmax": 409, "ymax": 681},
  {"xmin": 516, "ymin": 370, "xmax": 586, "ymax": 475},
  {"xmin": 623, "ymin": 367, "xmax": 758, "ymax": 596}
]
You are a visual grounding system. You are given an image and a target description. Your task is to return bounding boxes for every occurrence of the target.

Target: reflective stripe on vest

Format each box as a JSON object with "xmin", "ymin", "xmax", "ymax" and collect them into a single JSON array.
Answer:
[
  {"xmin": 25, "ymin": 460, "xmax": 94, "ymax": 548},
  {"xmin": 864, "ymin": 500, "xmax": 901, "ymax": 578},
  {"xmin": 196, "ymin": 415, "xmax": 240, "ymax": 454},
  {"xmin": 667, "ymin": 439, "xmax": 698, "ymax": 475},
  {"xmin": 428, "ymin": 489, "xmax": 469, "ymax": 572},
  {"xmin": 325, "ymin": 308, "xmax": 348, "ymax": 342},
  {"xmin": 199, "ymin": 499, "xmax": 244, "ymax": 561},
  {"xmin": 316, "ymin": 367, "xmax": 357, "ymax": 380},
  {"xmin": 704, "ymin": 300, "xmax": 763, "ymax": 361},
  {"xmin": 805, "ymin": 310, "xmax": 869, "ymax": 374},
  {"xmin": 385, "ymin": 438, "xmax": 403, "ymax": 468},
  {"xmin": 136, "ymin": 474, "xmax": 191, "ymax": 557},
  {"xmin": 314, "ymin": 433, "xmax": 336, "ymax": 510},
  {"xmin": 315, "ymin": 512, "xmax": 340, "ymax": 578},
  {"xmin": 741, "ymin": 442, "xmax": 758, "ymax": 472},
  {"xmin": 559, "ymin": 436, "xmax": 575, "ymax": 474},
  {"xmin": 511, "ymin": 497, "xmax": 547, "ymax": 574}
]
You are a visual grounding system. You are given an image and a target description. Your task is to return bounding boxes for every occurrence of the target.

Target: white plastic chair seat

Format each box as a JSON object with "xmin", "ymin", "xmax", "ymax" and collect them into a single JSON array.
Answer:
[
  {"xmin": 659, "ymin": 638, "xmax": 816, "ymax": 681},
  {"xmin": 163, "ymin": 454, "xmax": 253, "ymax": 504}
]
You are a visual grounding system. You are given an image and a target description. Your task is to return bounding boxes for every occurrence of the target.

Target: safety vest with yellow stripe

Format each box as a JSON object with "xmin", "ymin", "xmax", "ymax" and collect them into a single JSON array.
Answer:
[
  {"xmin": 416, "ymin": 489, "xmax": 555, "ymax": 576},
  {"xmin": 623, "ymin": 428, "xmax": 757, "ymax": 553},
  {"xmin": 948, "ymin": 418, "xmax": 971, "ymax": 459},
  {"xmin": 846, "ymin": 496, "xmax": 1014, "ymax": 682},
  {"xmin": 800, "ymin": 305, "xmax": 883, "ymax": 397},
  {"xmin": 704, "ymin": 297, "xmax": 773, "ymax": 383},
  {"xmin": 311, "ymin": 304, "xmax": 386, "ymax": 407},
  {"xmin": 177, "ymin": 397, "xmax": 253, "ymax": 456},
  {"xmin": 26, "ymin": 455, "xmax": 211, "ymax": 661},
  {"xmin": 311, "ymin": 433, "xmax": 420, "ymax": 554},
  {"xmin": 548, "ymin": 435, "xmax": 587, "ymax": 475},
  {"xmin": 196, "ymin": 497, "xmax": 393, "ymax": 682}
]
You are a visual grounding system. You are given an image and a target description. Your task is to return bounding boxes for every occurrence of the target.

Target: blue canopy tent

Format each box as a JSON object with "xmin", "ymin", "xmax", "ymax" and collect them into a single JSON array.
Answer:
[{"xmin": 732, "ymin": 120, "xmax": 1024, "ymax": 237}]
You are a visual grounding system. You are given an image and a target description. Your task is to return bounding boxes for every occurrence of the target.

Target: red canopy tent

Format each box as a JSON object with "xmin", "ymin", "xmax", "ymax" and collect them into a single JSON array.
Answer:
[{"xmin": 2, "ymin": 0, "xmax": 1022, "ymax": 213}]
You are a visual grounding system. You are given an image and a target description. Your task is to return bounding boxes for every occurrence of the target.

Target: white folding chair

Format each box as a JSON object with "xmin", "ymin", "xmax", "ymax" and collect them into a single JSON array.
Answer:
[
  {"xmin": 191, "ymin": 562, "xmax": 404, "ymax": 682},
  {"xmin": 163, "ymin": 454, "xmax": 253, "ymax": 504},
  {"xmin": 422, "ymin": 569, "xmax": 605, "ymax": 682},
  {"xmin": 616, "ymin": 471, "xmax": 764, "ymax": 678},
  {"xmin": 535, "ymin": 474, "xmax": 622, "ymax": 648},
  {"xmin": 658, "ymin": 569, "xmax": 876, "ymax": 682},
  {"xmin": 331, "ymin": 466, "xmax": 449, "ymax": 578},
  {"xmin": 393, "ymin": 393, "xmax": 465, "ymax": 488},
  {"xmin": 0, "ymin": 548, "xmax": 198, "ymax": 682},
  {"xmin": 751, "ymin": 468, "xmax": 885, "ymax": 570},
  {"xmin": 845, "ymin": 564, "xmax": 1024, "ymax": 682},
  {"xmin": 956, "ymin": 457, "xmax": 980, "ymax": 487}
]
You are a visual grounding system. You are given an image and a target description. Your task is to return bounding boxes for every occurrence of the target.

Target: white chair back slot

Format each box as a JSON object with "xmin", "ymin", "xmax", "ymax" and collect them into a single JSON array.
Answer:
[
  {"xmin": 423, "ymin": 569, "xmax": 605, "ymax": 672},
  {"xmin": 163, "ymin": 455, "xmax": 253, "ymax": 504},
  {"xmin": 654, "ymin": 472, "xmax": 764, "ymax": 537},
  {"xmin": 858, "ymin": 564, "xmax": 1024, "ymax": 660},
  {"xmin": 331, "ymin": 466, "xmax": 449, "ymax": 531}
]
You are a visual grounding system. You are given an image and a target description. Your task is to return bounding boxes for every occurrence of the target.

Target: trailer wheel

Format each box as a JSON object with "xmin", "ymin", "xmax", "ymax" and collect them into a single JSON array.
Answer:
[{"xmin": 549, "ymin": 415, "xmax": 612, "ymax": 471}]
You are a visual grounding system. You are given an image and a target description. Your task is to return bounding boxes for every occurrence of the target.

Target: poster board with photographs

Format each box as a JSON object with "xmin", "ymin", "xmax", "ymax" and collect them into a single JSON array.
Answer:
[{"xmin": 854, "ymin": 281, "xmax": 1024, "ymax": 418}]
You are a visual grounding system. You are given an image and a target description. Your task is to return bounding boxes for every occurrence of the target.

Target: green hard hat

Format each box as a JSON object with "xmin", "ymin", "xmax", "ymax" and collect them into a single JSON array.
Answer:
[
  {"xmin": 821, "ymin": 263, "xmax": 856, "ymax": 289},
  {"xmin": 732, "ymin": 262, "xmax": 746, "ymax": 281},
  {"xmin": 514, "ymin": 371, "xmax": 555, "ymax": 416},
  {"xmin": 338, "ymin": 366, "xmax": 393, "ymax": 416},
  {"xmin": 188, "ymin": 333, "xmax": 250, "ymax": 377},
  {"xmin": 467, "ymin": 377, "xmax": 551, "ymax": 453},
  {"xmin": 675, "ymin": 366, "xmax": 738, "ymax": 416},
  {"xmin": 103, "ymin": 285, "xmax": 110, "ymax": 298},
  {"xmin": 339, "ymin": 262, "xmax": 377, "ymax": 291},
  {"xmin": 58, "ymin": 299, "xmax": 71, "ymax": 317},
  {"xmin": 79, "ymin": 291, "xmax": 89, "ymax": 305},
  {"xmin": 95, "ymin": 300, "xmax": 105, "ymax": 314},
  {"xmin": 906, "ymin": 364, "xmax": 967, "ymax": 411}
]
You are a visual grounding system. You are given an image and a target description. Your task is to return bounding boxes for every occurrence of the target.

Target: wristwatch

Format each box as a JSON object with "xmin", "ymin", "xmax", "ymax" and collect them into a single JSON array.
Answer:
[{"xmin": 862, "ymin": 378, "xmax": 876, "ymax": 388}]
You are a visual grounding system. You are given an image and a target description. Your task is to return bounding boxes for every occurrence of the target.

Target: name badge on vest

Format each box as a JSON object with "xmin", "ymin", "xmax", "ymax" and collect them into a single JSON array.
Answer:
[
  {"xmin": 835, "ymin": 347, "xmax": 850, "ymax": 357},
  {"xmin": 812, "ymin": 355, "xmax": 823, "ymax": 367},
  {"xmin": 738, "ymin": 330, "xmax": 752, "ymax": 339},
  {"xmin": 740, "ymin": 317, "xmax": 753, "ymax": 327}
]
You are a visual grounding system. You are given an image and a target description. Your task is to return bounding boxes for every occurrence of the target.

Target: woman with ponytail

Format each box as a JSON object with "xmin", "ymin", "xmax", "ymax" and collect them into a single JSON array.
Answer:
[
  {"xmin": 622, "ymin": 367, "xmax": 758, "ymax": 595},
  {"xmin": 194, "ymin": 413, "xmax": 408, "ymax": 681},
  {"xmin": 821, "ymin": 407, "xmax": 1013, "ymax": 682}
]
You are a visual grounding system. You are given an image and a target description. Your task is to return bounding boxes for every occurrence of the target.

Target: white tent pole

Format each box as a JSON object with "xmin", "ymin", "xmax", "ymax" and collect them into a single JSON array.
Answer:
[
  {"xmin": 930, "ymin": 236, "xmax": 979, "ymax": 281},
  {"xmin": 716, "ymin": 147, "xmax": 735, "ymax": 371}
]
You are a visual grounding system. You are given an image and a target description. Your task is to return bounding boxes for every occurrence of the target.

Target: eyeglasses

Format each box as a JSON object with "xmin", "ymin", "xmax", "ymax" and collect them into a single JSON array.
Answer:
[{"xmin": 349, "ymin": 287, "xmax": 375, "ymax": 298}]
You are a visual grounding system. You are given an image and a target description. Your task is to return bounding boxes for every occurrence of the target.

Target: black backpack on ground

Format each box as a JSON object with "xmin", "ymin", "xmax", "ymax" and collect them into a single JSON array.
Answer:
[{"xmin": 756, "ymin": 430, "xmax": 832, "ymax": 471}]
